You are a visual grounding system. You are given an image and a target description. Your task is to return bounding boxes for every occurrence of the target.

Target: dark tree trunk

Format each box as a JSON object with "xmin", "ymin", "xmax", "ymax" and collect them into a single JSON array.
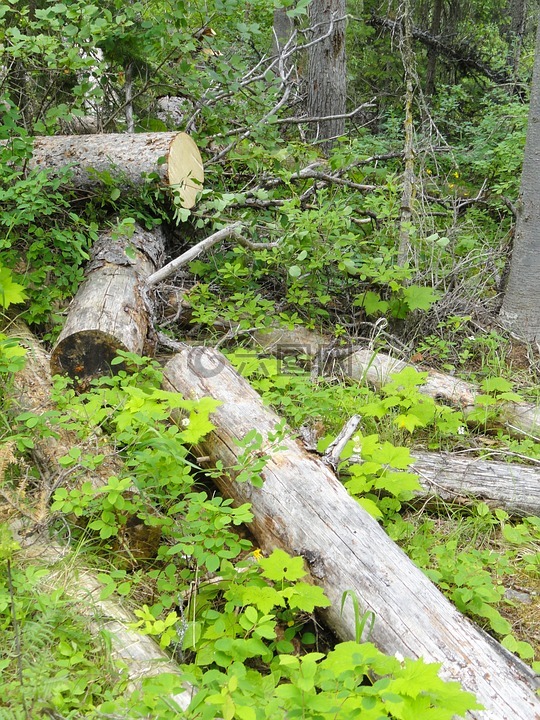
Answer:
[
  {"xmin": 307, "ymin": 0, "xmax": 347, "ymax": 151},
  {"xmin": 424, "ymin": 0, "xmax": 444, "ymax": 95}
]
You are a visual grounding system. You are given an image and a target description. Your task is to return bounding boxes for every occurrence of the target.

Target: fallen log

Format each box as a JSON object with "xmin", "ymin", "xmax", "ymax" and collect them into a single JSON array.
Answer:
[
  {"xmin": 50, "ymin": 224, "xmax": 165, "ymax": 383},
  {"xmin": 410, "ymin": 450, "xmax": 540, "ymax": 516},
  {"xmin": 162, "ymin": 346, "xmax": 540, "ymax": 720},
  {"xmin": 4, "ymin": 323, "xmax": 123, "ymax": 500},
  {"xmin": 324, "ymin": 414, "xmax": 540, "ymax": 516},
  {"xmin": 12, "ymin": 522, "xmax": 194, "ymax": 712},
  {"xmin": 31, "ymin": 132, "xmax": 204, "ymax": 208},
  {"xmin": 341, "ymin": 348, "xmax": 540, "ymax": 438}
]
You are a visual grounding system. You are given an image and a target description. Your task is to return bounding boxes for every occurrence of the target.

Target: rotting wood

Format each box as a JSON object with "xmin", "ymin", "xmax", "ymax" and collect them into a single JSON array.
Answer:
[
  {"xmin": 30, "ymin": 131, "xmax": 204, "ymax": 208},
  {"xmin": 50, "ymin": 224, "xmax": 165, "ymax": 383},
  {"xmin": 162, "ymin": 346, "xmax": 540, "ymax": 720}
]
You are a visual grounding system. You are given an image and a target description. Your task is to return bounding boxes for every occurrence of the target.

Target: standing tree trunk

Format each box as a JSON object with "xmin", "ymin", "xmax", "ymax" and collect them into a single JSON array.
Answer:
[
  {"xmin": 500, "ymin": 16, "xmax": 540, "ymax": 341},
  {"xmin": 307, "ymin": 0, "xmax": 347, "ymax": 151},
  {"xmin": 424, "ymin": 0, "xmax": 444, "ymax": 96},
  {"xmin": 506, "ymin": 0, "xmax": 528, "ymax": 86},
  {"xmin": 397, "ymin": 0, "xmax": 417, "ymax": 266}
]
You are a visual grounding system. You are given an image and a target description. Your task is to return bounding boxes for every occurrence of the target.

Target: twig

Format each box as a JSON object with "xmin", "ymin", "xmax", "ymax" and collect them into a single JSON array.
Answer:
[
  {"xmin": 323, "ymin": 415, "xmax": 362, "ymax": 470},
  {"xmin": 147, "ymin": 223, "xmax": 244, "ymax": 286}
]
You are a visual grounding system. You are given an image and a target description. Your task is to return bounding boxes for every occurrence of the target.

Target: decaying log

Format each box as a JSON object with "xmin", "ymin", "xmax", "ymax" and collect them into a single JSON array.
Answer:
[
  {"xmin": 162, "ymin": 346, "xmax": 540, "ymax": 720},
  {"xmin": 410, "ymin": 450, "xmax": 540, "ymax": 515},
  {"xmin": 12, "ymin": 523, "xmax": 194, "ymax": 712},
  {"xmin": 50, "ymin": 224, "xmax": 165, "ymax": 382},
  {"xmin": 341, "ymin": 348, "xmax": 540, "ymax": 437},
  {"xmin": 3, "ymin": 323, "xmax": 122, "ymax": 501},
  {"xmin": 31, "ymin": 131, "xmax": 204, "ymax": 208}
]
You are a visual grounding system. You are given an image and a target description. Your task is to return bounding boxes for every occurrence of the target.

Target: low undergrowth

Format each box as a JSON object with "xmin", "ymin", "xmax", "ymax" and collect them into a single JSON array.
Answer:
[{"xmin": 0, "ymin": 352, "xmax": 486, "ymax": 719}]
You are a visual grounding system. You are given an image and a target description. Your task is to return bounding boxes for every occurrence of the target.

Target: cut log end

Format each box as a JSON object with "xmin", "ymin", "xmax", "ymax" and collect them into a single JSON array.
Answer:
[
  {"xmin": 167, "ymin": 132, "xmax": 204, "ymax": 209},
  {"xmin": 50, "ymin": 330, "xmax": 127, "ymax": 382}
]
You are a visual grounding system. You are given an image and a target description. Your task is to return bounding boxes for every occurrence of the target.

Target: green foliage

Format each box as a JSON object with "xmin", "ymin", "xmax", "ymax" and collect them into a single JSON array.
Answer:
[
  {"xmin": 0, "ymin": 526, "xmax": 123, "ymax": 717},
  {"xmin": 1, "ymin": 0, "xmax": 540, "ymax": 712},
  {"xmin": 360, "ymin": 367, "xmax": 466, "ymax": 442},
  {"xmin": 337, "ymin": 432, "xmax": 420, "ymax": 519}
]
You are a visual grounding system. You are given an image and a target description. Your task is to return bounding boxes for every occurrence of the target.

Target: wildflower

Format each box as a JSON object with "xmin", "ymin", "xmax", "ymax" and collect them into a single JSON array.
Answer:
[
  {"xmin": 457, "ymin": 426, "xmax": 466, "ymax": 435},
  {"xmin": 181, "ymin": 417, "xmax": 190, "ymax": 427},
  {"xmin": 252, "ymin": 548, "xmax": 263, "ymax": 560},
  {"xmin": 453, "ymin": 171, "xmax": 459, "ymax": 178}
]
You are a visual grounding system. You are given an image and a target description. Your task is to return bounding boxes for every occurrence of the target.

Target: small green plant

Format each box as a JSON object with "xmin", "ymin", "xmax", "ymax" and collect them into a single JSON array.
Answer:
[
  {"xmin": 334, "ymin": 431, "xmax": 421, "ymax": 519},
  {"xmin": 360, "ymin": 366, "xmax": 466, "ymax": 442}
]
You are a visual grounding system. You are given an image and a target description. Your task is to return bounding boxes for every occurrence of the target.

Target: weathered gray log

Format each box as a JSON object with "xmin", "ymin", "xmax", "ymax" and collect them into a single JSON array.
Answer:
[
  {"xmin": 50, "ymin": 225, "xmax": 165, "ymax": 382},
  {"xmin": 31, "ymin": 131, "xmax": 204, "ymax": 208},
  {"xmin": 410, "ymin": 450, "xmax": 540, "ymax": 515},
  {"xmin": 341, "ymin": 348, "xmax": 540, "ymax": 437},
  {"xmin": 162, "ymin": 346, "xmax": 540, "ymax": 720},
  {"xmin": 13, "ymin": 523, "xmax": 194, "ymax": 712}
]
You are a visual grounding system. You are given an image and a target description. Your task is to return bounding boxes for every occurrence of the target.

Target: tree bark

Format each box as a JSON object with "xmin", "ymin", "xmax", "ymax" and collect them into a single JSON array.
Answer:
[
  {"xmin": 499, "ymin": 17, "xmax": 540, "ymax": 341},
  {"xmin": 424, "ymin": 0, "xmax": 444, "ymax": 96},
  {"xmin": 306, "ymin": 0, "xmax": 347, "ymax": 151},
  {"xmin": 50, "ymin": 224, "xmax": 165, "ymax": 384},
  {"xmin": 342, "ymin": 348, "xmax": 540, "ymax": 437},
  {"xmin": 397, "ymin": 0, "xmax": 416, "ymax": 266},
  {"xmin": 162, "ymin": 346, "xmax": 540, "ymax": 720},
  {"xmin": 403, "ymin": 450, "xmax": 540, "ymax": 515},
  {"xmin": 30, "ymin": 131, "xmax": 204, "ymax": 208}
]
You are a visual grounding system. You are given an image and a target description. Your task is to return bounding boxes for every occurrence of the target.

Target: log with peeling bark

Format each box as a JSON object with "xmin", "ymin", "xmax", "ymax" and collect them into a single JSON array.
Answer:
[
  {"xmin": 50, "ymin": 224, "xmax": 165, "ymax": 384},
  {"xmin": 13, "ymin": 523, "xmax": 195, "ymax": 712},
  {"xmin": 341, "ymin": 348, "xmax": 540, "ymax": 437},
  {"xmin": 162, "ymin": 346, "xmax": 540, "ymax": 720},
  {"xmin": 409, "ymin": 450, "xmax": 540, "ymax": 515},
  {"xmin": 31, "ymin": 131, "xmax": 204, "ymax": 208}
]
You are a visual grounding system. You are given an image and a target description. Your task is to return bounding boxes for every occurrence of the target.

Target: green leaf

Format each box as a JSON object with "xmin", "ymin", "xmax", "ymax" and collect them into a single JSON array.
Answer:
[
  {"xmin": 259, "ymin": 549, "xmax": 306, "ymax": 582},
  {"xmin": 288, "ymin": 265, "xmax": 301, "ymax": 277},
  {"xmin": 282, "ymin": 582, "xmax": 330, "ymax": 612},
  {"xmin": 356, "ymin": 497, "xmax": 383, "ymax": 518},
  {"xmin": 401, "ymin": 284, "xmax": 439, "ymax": 311},
  {"xmin": 356, "ymin": 290, "xmax": 389, "ymax": 316},
  {"xmin": 0, "ymin": 267, "xmax": 26, "ymax": 309},
  {"xmin": 481, "ymin": 377, "xmax": 514, "ymax": 394}
]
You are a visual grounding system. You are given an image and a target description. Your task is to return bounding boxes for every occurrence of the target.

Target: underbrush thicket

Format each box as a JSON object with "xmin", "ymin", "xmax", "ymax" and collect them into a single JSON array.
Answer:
[{"xmin": 1, "ymin": 0, "xmax": 540, "ymax": 717}]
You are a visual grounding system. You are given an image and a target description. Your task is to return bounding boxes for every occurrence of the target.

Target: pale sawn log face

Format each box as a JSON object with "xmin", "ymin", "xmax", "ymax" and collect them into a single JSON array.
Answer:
[
  {"xmin": 31, "ymin": 131, "xmax": 204, "ymax": 208},
  {"xmin": 162, "ymin": 346, "xmax": 540, "ymax": 720}
]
